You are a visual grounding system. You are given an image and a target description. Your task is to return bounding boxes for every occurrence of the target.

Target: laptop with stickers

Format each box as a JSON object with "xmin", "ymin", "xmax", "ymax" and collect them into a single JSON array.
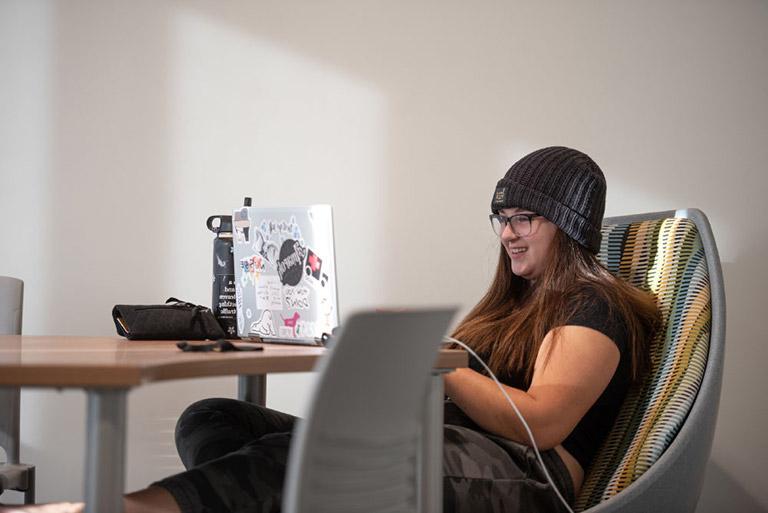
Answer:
[{"xmin": 232, "ymin": 205, "xmax": 339, "ymax": 345}]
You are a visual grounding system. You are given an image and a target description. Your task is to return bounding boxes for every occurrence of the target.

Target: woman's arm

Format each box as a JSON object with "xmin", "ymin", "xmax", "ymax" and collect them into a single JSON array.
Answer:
[{"xmin": 444, "ymin": 325, "xmax": 620, "ymax": 449}]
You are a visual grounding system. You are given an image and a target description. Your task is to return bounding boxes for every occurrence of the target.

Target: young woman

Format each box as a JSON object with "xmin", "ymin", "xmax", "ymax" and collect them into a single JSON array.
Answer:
[
  {"xmin": 2, "ymin": 146, "xmax": 659, "ymax": 513},
  {"xmin": 439, "ymin": 146, "xmax": 660, "ymax": 512}
]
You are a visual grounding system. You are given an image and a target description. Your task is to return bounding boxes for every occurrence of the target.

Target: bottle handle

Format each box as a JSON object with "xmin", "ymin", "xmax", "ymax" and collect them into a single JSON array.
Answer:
[{"xmin": 207, "ymin": 215, "xmax": 222, "ymax": 233}]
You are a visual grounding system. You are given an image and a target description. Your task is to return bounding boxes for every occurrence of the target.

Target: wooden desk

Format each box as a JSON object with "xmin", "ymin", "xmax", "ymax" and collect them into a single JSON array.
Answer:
[{"xmin": 0, "ymin": 336, "xmax": 466, "ymax": 513}]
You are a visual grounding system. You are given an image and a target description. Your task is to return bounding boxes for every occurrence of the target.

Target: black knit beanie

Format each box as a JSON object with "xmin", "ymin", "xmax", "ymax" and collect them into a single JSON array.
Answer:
[{"xmin": 491, "ymin": 146, "xmax": 606, "ymax": 253}]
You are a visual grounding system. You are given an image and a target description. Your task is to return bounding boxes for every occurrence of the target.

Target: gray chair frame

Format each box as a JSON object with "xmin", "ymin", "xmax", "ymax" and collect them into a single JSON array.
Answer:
[
  {"xmin": 0, "ymin": 276, "xmax": 35, "ymax": 503},
  {"xmin": 282, "ymin": 308, "xmax": 455, "ymax": 513},
  {"xmin": 584, "ymin": 208, "xmax": 726, "ymax": 513}
]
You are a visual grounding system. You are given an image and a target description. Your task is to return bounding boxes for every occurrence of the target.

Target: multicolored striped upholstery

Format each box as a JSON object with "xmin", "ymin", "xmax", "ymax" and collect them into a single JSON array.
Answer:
[{"xmin": 575, "ymin": 217, "xmax": 712, "ymax": 511}]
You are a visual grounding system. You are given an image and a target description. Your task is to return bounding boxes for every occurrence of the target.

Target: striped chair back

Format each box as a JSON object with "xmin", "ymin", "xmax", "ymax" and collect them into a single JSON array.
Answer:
[{"xmin": 575, "ymin": 215, "xmax": 712, "ymax": 510}]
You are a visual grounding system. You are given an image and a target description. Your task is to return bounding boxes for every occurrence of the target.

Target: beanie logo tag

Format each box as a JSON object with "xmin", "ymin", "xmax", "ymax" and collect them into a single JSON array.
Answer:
[{"xmin": 493, "ymin": 186, "xmax": 506, "ymax": 206}]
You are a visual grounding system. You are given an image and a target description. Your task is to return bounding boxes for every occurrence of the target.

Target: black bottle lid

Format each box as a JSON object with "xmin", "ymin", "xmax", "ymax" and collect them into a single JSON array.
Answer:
[{"xmin": 206, "ymin": 215, "xmax": 233, "ymax": 234}]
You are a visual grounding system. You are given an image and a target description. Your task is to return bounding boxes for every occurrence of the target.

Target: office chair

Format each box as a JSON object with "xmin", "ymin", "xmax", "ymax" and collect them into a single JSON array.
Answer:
[
  {"xmin": 576, "ymin": 209, "xmax": 725, "ymax": 512},
  {"xmin": 0, "ymin": 276, "xmax": 35, "ymax": 504},
  {"xmin": 282, "ymin": 308, "xmax": 455, "ymax": 513}
]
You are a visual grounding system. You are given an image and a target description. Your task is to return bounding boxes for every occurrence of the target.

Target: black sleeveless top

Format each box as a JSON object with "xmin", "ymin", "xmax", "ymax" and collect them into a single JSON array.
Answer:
[{"xmin": 465, "ymin": 290, "xmax": 630, "ymax": 470}]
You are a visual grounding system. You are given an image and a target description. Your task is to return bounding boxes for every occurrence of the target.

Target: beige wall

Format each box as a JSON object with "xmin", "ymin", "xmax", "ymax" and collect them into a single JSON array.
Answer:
[{"xmin": 1, "ymin": 1, "xmax": 766, "ymax": 510}]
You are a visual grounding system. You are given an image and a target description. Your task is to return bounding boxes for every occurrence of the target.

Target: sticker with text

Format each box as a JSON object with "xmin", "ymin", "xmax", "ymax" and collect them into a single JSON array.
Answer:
[
  {"xmin": 284, "ymin": 286, "xmax": 311, "ymax": 310},
  {"xmin": 259, "ymin": 217, "xmax": 303, "ymax": 245},
  {"xmin": 256, "ymin": 276, "xmax": 283, "ymax": 311},
  {"xmin": 295, "ymin": 320, "xmax": 316, "ymax": 338},
  {"xmin": 277, "ymin": 239, "xmax": 307, "ymax": 287}
]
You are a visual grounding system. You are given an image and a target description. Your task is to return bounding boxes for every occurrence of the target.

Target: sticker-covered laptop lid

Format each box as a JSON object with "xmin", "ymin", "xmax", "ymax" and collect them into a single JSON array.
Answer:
[{"xmin": 232, "ymin": 205, "xmax": 339, "ymax": 343}]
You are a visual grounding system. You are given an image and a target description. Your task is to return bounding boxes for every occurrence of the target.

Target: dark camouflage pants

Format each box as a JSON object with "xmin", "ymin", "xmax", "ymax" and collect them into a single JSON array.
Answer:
[
  {"xmin": 442, "ymin": 401, "xmax": 575, "ymax": 513},
  {"xmin": 154, "ymin": 398, "xmax": 574, "ymax": 513}
]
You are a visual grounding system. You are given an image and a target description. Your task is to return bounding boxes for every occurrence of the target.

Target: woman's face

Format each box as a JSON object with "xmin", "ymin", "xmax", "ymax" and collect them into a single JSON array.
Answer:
[{"xmin": 498, "ymin": 207, "xmax": 558, "ymax": 282}]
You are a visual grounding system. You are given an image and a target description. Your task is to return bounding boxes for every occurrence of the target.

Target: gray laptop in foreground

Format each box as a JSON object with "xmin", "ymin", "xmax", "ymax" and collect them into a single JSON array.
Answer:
[
  {"xmin": 233, "ymin": 205, "xmax": 339, "ymax": 345},
  {"xmin": 283, "ymin": 307, "xmax": 457, "ymax": 513}
]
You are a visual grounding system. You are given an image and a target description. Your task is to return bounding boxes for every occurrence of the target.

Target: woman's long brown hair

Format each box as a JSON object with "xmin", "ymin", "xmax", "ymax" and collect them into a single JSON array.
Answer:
[{"xmin": 452, "ymin": 229, "xmax": 660, "ymax": 387}]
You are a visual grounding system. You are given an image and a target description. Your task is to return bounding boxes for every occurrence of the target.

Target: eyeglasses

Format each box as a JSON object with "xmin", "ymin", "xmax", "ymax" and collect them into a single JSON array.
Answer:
[{"xmin": 489, "ymin": 213, "xmax": 541, "ymax": 237}]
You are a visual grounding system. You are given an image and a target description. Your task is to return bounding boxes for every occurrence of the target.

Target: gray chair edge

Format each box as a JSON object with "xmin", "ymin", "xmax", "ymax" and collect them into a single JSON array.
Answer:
[
  {"xmin": 0, "ymin": 276, "xmax": 23, "ymax": 335},
  {"xmin": 0, "ymin": 276, "xmax": 24, "ymax": 464},
  {"xmin": 282, "ymin": 308, "xmax": 455, "ymax": 513},
  {"xmin": 0, "ymin": 276, "xmax": 34, "ymax": 504},
  {"xmin": 584, "ymin": 208, "xmax": 726, "ymax": 513}
]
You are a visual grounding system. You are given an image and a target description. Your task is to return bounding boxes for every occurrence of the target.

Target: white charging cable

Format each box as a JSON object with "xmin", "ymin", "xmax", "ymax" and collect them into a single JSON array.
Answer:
[{"xmin": 443, "ymin": 336, "xmax": 575, "ymax": 513}]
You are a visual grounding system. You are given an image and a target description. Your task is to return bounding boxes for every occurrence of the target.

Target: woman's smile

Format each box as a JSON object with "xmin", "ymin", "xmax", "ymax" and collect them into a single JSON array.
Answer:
[{"xmin": 498, "ymin": 207, "xmax": 557, "ymax": 281}]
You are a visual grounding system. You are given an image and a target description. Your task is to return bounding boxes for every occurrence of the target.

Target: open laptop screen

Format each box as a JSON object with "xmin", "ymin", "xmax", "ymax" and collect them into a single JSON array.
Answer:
[{"xmin": 233, "ymin": 205, "xmax": 339, "ymax": 344}]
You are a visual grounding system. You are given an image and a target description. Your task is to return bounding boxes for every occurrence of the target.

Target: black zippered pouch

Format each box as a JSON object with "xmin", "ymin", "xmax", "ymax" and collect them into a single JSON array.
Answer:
[{"xmin": 112, "ymin": 298, "xmax": 226, "ymax": 340}]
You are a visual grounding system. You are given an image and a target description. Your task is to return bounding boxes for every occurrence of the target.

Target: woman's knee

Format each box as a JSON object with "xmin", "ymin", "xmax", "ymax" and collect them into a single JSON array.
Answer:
[
  {"xmin": 174, "ymin": 398, "xmax": 250, "ymax": 464},
  {"xmin": 175, "ymin": 398, "xmax": 241, "ymax": 438},
  {"xmin": 174, "ymin": 399, "xmax": 296, "ymax": 467}
]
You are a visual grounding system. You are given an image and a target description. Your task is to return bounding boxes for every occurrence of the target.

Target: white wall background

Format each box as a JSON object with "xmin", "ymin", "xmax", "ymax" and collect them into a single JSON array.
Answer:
[{"xmin": 1, "ymin": 1, "xmax": 766, "ymax": 511}]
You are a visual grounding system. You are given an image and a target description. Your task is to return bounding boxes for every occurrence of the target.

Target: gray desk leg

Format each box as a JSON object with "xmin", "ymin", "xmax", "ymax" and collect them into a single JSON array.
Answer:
[
  {"xmin": 84, "ymin": 389, "xmax": 127, "ymax": 513},
  {"xmin": 420, "ymin": 371, "xmax": 445, "ymax": 513},
  {"xmin": 238, "ymin": 375, "xmax": 266, "ymax": 406}
]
